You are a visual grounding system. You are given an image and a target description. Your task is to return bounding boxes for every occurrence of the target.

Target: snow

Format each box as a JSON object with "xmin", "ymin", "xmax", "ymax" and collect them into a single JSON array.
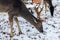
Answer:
[{"xmin": 0, "ymin": 0, "xmax": 60, "ymax": 40}]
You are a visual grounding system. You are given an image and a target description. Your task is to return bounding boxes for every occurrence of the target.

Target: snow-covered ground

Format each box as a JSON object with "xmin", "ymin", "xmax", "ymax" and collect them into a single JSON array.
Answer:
[{"xmin": 0, "ymin": 0, "xmax": 60, "ymax": 40}]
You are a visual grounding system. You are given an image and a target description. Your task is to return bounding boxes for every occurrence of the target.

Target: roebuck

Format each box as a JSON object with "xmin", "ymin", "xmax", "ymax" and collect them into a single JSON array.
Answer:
[{"xmin": 0, "ymin": 0, "xmax": 43, "ymax": 37}]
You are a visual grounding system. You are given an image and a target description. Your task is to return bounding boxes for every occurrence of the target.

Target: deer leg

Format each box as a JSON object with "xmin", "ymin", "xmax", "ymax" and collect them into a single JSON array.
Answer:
[
  {"xmin": 34, "ymin": 7, "xmax": 44, "ymax": 22},
  {"xmin": 37, "ymin": 12, "xmax": 43, "ymax": 22},
  {"xmin": 37, "ymin": 12, "xmax": 40, "ymax": 19},
  {"xmin": 44, "ymin": 2, "xmax": 47, "ymax": 13},
  {"xmin": 9, "ymin": 16, "xmax": 14, "ymax": 37},
  {"xmin": 43, "ymin": 1, "xmax": 47, "ymax": 13},
  {"xmin": 14, "ymin": 16, "xmax": 22, "ymax": 35},
  {"xmin": 34, "ymin": 7, "xmax": 40, "ymax": 19},
  {"xmin": 39, "ymin": 7, "xmax": 44, "ymax": 22},
  {"xmin": 47, "ymin": 0, "xmax": 54, "ymax": 16}
]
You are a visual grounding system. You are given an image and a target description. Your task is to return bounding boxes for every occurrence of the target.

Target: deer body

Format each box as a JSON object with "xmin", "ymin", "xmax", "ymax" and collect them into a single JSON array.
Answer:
[{"xmin": 0, "ymin": 0, "xmax": 43, "ymax": 37}]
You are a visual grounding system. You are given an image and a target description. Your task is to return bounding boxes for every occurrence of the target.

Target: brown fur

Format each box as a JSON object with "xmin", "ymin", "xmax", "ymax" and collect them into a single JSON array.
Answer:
[{"xmin": 0, "ymin": 0, "xmax": 43, "ymax": 37}]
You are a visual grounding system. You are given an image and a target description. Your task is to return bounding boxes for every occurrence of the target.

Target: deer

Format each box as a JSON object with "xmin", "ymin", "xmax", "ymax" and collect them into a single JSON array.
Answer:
[
  {"xmin": 25, "ymin": 0, "xmax": 54, "ymax": 21},
  {"xmin": 34, "ymin": 0, "xmax": 54, "ymax": 20},
  {"xmin": 23, "ymin": 0, "xmax": 54, "ymax": 22},
  {"xmin": 0, "ymin": 0, "xmax": 43, "ymax": 37}
]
